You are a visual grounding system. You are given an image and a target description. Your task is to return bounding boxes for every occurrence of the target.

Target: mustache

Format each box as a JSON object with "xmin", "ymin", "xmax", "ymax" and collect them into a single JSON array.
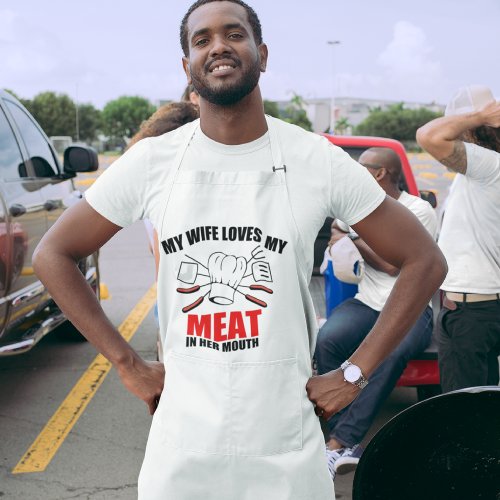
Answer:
[{"xmin": 204, "ymin": 56, "xmax": 240, "ymax": 73}]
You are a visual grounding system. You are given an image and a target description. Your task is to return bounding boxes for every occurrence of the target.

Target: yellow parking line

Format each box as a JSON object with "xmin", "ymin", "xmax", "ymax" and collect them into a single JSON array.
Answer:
[
  {"xmin": 12, "ymin": 284, "xmax": 157, "ymax": 474},
  {"xmin": 419, "ymin": 172, "xmax": 438, "ymax": 179},
  {"xmin": 75, "ymin": 178, "xmax": 96, "ymax": 187}
]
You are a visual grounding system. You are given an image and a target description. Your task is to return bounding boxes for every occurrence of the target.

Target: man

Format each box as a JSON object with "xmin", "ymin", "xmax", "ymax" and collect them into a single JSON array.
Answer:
[
  {"xmin": 417, "ymin": 86, "xmax": 500, "ymax": 393},
  {"xmin": 315, "ymin": 147, "xmax": 438, "ymax": 478},
  {"xmin": 33, "ymin": 1, "xmax": 446, "ymax": 498}
]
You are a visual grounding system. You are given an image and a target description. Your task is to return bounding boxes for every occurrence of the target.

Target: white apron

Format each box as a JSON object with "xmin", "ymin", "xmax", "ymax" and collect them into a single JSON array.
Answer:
[{"xmin": 138, "ymin": 119, "xmax": 334, "ymax": 499}]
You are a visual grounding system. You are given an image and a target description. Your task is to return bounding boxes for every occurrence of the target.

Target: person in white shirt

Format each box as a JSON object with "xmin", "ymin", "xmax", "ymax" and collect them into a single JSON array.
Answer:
[
  {"xmin": 31, "ymin": 1, "xmax": 446, "ymax": 498},
  {"xmin": 315, "ymin": 147, "xmax": 438, "ymax": 478},
  {"xmin": 417, "ymin": 85, "xmax": 500, "ymax": 393}
]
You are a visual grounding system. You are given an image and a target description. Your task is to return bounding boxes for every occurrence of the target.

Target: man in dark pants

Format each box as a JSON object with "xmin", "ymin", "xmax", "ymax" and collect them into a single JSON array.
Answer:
[
  {"xmin": 417, "ymin": 86, "xmax": 500, "ymax": 393},
  {"xmin": 315, "ymin": 147, "xmax": 438, "ymax": 478}
]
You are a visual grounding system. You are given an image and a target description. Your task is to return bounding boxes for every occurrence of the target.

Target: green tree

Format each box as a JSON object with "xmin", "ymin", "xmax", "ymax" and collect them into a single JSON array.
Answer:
[
  {"xmin": 354, "ymin": 103, "xmax": 442, "ymax": 141},
  {"xmin": 102, "ymin": 96, "xmax": 156, "ymax": 142},
  {"xmin": 77, "ymin": 104, "xmax": 102, "ymax": 143},
  {"xmin": 19, "ymin": 91, "xmax": 77, "ymax": 138},
  {"xmin": 335, "ymin": 116, "xmax": 351, "ymax": 135},
  {"xmin": 263, "ymin": 99, "xmax": 280, "ymax": 118},
  {"xmin": 280, "ymin": 93, "xmax": 312, "ymax": 131}
]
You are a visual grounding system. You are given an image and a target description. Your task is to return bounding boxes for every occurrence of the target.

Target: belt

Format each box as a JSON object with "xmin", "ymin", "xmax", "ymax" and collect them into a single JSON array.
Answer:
[{"xmin": 445, "ymin": 292, "xmax": 500, "ymax": 303}]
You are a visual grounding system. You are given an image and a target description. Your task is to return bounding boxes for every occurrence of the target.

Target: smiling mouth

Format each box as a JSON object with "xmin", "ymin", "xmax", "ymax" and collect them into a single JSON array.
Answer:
[{"xmin": 210, "ymin": 64, "xmax": 235, "ymax": 73}]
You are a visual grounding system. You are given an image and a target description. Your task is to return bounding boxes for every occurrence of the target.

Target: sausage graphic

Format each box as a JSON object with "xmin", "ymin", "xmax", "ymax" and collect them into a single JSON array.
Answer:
[
  {"xmin": 182, "ymin": 296, "xmax": 204, "ymax": 313},
  {"xmin": 249, "ymin": 284, "xmax": 273, "ymax": 294},
  {"xmin": 177, "ymin": 285, "xmax": 201, "ymax": 294}
]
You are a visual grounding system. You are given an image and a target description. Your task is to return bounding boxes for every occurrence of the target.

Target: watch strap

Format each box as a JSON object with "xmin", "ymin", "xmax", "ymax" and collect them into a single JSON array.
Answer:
[{"xmin": 341, "ymin": 360, "xmax": 369, "ymax": 389}]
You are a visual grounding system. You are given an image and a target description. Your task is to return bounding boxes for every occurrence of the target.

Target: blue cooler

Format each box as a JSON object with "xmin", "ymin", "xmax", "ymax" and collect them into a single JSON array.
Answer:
[{"xmin": 323, "ymin": 259, "xmax": 358, "ymax": 317}]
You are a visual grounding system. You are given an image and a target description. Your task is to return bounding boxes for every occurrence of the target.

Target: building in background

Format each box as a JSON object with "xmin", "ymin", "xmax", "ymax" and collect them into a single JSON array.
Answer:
[{"xmin": 276, "ymin": 97, "xmax": 445, "ymax": 134}]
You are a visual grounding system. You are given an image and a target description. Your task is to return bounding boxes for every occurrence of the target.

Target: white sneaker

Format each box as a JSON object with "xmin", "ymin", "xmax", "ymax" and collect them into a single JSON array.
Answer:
[
  {"xmin": 334, "ymin": 444, "xmax": 364, "ymax": 475},
  {"xmin": 325, "ymin": 447, "xmax": 344, "ymax": 480}
]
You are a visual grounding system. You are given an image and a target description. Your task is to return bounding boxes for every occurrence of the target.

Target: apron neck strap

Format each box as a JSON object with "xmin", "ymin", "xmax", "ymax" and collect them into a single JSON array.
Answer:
[
  {"xmin": 265, "ymin": 115, "xmax": 286, "ymax": 174},
  {"xmin": 173, "ymin": 116, "xmax": 286, "ymax": 175}
]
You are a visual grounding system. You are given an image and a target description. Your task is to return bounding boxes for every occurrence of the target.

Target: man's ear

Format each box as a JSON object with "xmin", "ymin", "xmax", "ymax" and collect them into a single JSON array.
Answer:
[
  {"xmin": 258, "ymin": 43, "xmax": 268, "ymax": 72},
  {"xmin": 375, "ymin": 167, "xmax": 387, "ymax": 182},
  {"xmin": 182, "ymin": 56, "xmax": 192, "ymax": 84}
]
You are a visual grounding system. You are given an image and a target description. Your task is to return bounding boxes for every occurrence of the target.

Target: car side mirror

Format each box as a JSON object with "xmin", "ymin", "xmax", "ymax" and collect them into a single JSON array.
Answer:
[
  {"xmin": 64, "ymin": 145, "xmax": 99, "ymax": 173},
  {"xmin": 419, "ymin": 190, "xmax": 437, "ymax": 209}
]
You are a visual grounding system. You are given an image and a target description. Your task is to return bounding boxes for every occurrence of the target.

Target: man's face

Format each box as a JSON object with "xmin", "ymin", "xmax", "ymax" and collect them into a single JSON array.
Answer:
[{"xmin": 182, "ymin": 1, "xmax": 267, "ymax": 106}]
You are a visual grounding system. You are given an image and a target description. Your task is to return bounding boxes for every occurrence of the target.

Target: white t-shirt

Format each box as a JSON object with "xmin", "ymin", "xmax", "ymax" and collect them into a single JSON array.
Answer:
[
  {"xmin": 354, "ymin": 191, "xmax": 438, "ymax": 311},
  {"xmin": 86, "ymin": 118, "xmax": 385, "ymax": 284},
  {"xmin": 438, "ymin": 142, "xmax": 500, "ymax": 293}
]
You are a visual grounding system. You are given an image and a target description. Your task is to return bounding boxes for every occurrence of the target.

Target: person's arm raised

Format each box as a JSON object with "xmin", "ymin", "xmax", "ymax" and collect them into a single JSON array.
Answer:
[
  {"xmin": 307, "ymin": 197, "xmax": 447, "ymax": 419},
  {"xmin": 33, "ymin": 200, "xmax": 164, "ymax": 415},
  {"xmin": 416, "ymin": 101, "xmax": 500, "ymax": 174}
]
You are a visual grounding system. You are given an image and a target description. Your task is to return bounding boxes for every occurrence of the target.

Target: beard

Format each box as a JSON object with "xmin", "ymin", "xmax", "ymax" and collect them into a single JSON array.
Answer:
[{"xmin": 190, "ymin": 56, "xmax": 261, "ymax": 106}]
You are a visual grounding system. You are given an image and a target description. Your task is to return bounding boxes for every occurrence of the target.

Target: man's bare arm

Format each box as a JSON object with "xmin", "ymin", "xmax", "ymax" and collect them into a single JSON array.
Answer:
[
  {"xmin": 330, "ymin": 227, "xmax": 399, "ymax": 276},
  {"xmin": 33, "ymin": 200, "xmax": 164, "ymax": 415},
  {"xmin": 352, "ymin": 237, "xmax": 400, "ymax": 276},
  {"xmin": 416, "ymin": 100, "xmax": 500, "ymax": 173},
  {"xmin": 438, "ymin": 140, "xmax": 467, "ymax": 174},
  {"xmin": 307, "ymin": 197, "xmax": 447, "ymax": 418}
]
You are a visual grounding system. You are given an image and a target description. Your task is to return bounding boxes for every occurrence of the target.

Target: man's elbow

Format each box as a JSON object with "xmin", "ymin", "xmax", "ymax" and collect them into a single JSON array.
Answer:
[
  {"xmin": 33, "ymin": 242, "xmax": 49, "ymax": 279},
  {"xmin": 427, "ymin": 247, "xmax": 448, "ymax": 288},
  {"xmin": 416, "ymin": 126, "xmax": 435, "ymax": 152}
]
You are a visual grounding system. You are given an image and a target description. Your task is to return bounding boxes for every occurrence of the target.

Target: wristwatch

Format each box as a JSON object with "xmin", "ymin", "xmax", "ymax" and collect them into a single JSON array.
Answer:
[{"xmin": 341, "ymin": 360, "xmax": 369, "ymax": 389}]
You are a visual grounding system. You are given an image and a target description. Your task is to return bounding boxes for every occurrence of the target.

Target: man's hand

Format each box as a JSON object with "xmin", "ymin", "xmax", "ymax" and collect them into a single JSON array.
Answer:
[
  {"xmin": 416, "ymin": 100, "xmax": 500, "ymax": 173},
  {"xmin": 328, "ymin": 228, "xmax": 348, "ymax": 248},
  {"xmin": 117, "ymin": 357, "xmax": 165, "ymax": 415},
  {"xmin": 480, "ymin": 100, "xmax": 500, "ymax": 128},
  {"xmin": 306, "ymin": 370, "xmax": 360, "ymax": 420}
]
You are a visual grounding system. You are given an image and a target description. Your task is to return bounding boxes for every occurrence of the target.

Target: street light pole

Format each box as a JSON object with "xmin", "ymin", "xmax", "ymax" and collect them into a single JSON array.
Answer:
[
  {"xmin": 75, "ymin": 83, "xmax": 80, "ymax": 142},
  {"xmin": 327, "ymin": 40, "xmax": 341, "ymax": 134}
]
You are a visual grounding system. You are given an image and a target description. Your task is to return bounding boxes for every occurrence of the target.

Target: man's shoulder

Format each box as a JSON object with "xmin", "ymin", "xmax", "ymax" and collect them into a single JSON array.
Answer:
[
  {"xmin": 464, "ymin": 142, "xmax": 500, "ymax": 181},
  {"xmin": 399, "ymin": 191, "xmax": 434, "ymax": 214},
  {"xmin": 269, "ymin": 116, "xmax": 329, "ymax": 148},
  {"xmin": 147, "ymin": 119, "xmax": 198, "ymax": 150}
]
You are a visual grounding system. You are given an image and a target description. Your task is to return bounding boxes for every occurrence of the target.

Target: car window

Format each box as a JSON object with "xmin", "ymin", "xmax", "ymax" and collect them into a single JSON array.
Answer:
[
  {"xmin": 0, "ymin": 107, "xmax": 26, "ymax": 180},
  {"xmin": 5, "ymin": 101, "xmax": 59, "ymax": 178},
  {"xmin": 342, "ymin": 147, "xmax": 366, "ymax": 162}
]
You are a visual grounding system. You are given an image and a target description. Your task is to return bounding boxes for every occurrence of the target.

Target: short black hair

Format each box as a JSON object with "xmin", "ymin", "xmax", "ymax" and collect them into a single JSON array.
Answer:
[{"xmin": 180, "ymin": 0, "xmax": 263, "ymax": 56}]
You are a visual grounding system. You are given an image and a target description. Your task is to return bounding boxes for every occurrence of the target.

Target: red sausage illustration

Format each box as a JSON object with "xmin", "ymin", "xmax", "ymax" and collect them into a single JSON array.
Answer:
[
  {"xmin": 245, "ymin": 294, "xmax": 267, "ymax": 308},
  {"xmin": 182, "ymin": 296, "xmax": 204, "ymax": 313},
  {"xmin": 249, "ymin": 284, "xmax": 273, "ymax": 294},
  {"xmin": 177, "ymin": 285, "xmax": 201, "ymax": 294}
]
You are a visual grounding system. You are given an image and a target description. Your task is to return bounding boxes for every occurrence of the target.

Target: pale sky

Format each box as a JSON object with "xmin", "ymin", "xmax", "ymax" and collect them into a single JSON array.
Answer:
[{"xmin": 2, "ymin": 0, "xmax": 499, "ymax": 108}]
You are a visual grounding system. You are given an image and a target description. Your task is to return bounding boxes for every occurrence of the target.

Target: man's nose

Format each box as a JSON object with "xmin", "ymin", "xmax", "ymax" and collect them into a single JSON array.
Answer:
[{"xmin": 209, "ymin": 35, "xmax": 232, "ymax": 57}]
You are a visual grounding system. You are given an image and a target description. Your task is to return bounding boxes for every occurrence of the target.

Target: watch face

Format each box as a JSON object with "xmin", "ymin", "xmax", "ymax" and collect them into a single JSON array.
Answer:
[{"xmin": 344, "ymin": 364, "xmax": 362, "ymax": 383}]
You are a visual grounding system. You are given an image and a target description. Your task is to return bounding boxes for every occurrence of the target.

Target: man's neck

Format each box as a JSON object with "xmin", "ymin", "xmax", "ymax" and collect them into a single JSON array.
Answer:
[
  {"xmin": 385, "ymin": 185, "xmax": 402, "ymax": 200},
  {"xmin": 198, "ymin": 87, "xmax": 268, "ymax": 145}
]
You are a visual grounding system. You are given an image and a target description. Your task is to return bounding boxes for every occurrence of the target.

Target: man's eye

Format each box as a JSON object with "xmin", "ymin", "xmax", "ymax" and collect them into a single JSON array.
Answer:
[
  {"xmin": 228, "ymin": 32, "xmax": 243, "ymax": 39},
  {"xmin": 194, "ymin": 38, "xmax": 208, "ymax": 46}
]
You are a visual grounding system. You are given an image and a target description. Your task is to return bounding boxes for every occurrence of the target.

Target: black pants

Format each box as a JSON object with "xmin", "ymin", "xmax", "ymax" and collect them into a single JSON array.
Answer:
[{"xmin": 438, "ymin": 298, "xmax": 500, "ymax": 393}]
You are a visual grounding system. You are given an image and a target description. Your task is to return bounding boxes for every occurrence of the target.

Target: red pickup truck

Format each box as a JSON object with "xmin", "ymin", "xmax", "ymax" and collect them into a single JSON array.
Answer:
[{"xmin": 316, "ymin": 134, "xmax": 440, "ymax": 401}]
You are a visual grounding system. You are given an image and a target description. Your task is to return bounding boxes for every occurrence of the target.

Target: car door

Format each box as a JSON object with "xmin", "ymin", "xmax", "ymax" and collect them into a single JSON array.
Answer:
[
  {"xmin": 0, "ymin": 99, "xmax": 51, "ymax": 333},
  {"xmin": 5, "ymin": 100, "xmax": 78, "ymax": 234}
]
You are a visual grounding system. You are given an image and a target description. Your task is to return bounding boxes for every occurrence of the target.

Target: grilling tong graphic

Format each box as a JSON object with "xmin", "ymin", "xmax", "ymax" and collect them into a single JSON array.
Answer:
[{"xmin": 176, "ymin": 246, "xmax": 273, "ymax": 313}]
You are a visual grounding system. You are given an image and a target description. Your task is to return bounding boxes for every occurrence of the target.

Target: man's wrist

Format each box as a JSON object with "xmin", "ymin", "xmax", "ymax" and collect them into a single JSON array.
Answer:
[
  {"xmin": 113, "ymin": 345, "xmax": 141, "ymax": 371},
  {"xmin": 340, "ymin": 360, "xmax": 369, "ymax": 389}
]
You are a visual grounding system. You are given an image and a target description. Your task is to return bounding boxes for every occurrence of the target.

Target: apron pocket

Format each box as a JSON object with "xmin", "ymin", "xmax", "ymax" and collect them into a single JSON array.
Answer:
[
  {"xmin": 230, "ymin": 357, "xmax": 303, "ymax": 456},
  {"xmin": 160, "ymin": 352, "xmax": 231, "ymax": 454}
]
